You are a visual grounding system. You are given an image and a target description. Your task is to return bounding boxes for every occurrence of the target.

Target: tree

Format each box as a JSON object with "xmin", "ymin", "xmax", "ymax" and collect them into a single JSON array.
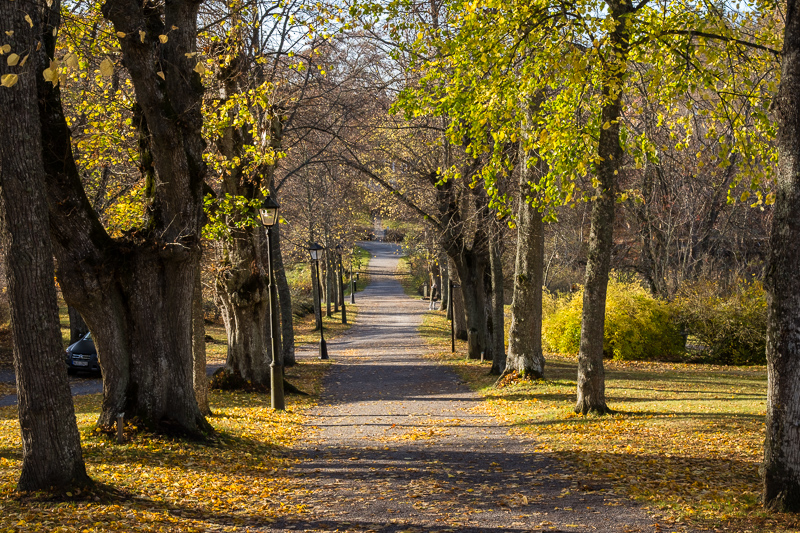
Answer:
[
  {"xmin": 505, "ymin": 95, "xmax": 547, "ymax": 379},
  {"xmin": 40, "ymin": 0, "xmax": 211, "ymax": 434},
  {"xmin": 762, "ymin": 0, "xmax": 800, "ymax": 512},
  {"xmin": 0, "ymin": 0, "xmax": 89, "ymax": 490}
]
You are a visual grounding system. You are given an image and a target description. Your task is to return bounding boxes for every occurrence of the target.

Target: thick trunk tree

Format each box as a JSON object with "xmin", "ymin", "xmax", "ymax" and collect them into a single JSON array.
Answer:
[
  {"xmin": 575, "ymin": 0, "xmax": 633, "ymax": 415},
  {"xmin": 325, "ymin": 252, "xmax": 333, "ymax": 318},
  {"xmin": 0, "ymin": 0, "xmax": 89, "ymax": 490},
  {"xmin": 39, "ymin": 0, "xmax": 210, "ymax": 434},
  {"xmin": 215, "ymin": 228, "xmax": 271, "ymax": 387},
  {"xmin": 505, "ymin": 201, "xmax": 546, "ymax": 378},
  {"xmin": 763, "ymin": 0, "xmax": 800, "ymax": 511},
  {"xmin": 505, "ymin": 95, "xmax": 546, "ymax": 379}
]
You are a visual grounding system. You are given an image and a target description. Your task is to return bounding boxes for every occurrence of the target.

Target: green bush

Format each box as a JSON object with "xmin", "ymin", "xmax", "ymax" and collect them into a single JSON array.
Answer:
[
  {"xmin": 542, "ymin": 278, "xmax": 684, "ymax": 361},
  {"xmin": 672, "ymin": 280, "xmax": 767, "ymax": 365}
]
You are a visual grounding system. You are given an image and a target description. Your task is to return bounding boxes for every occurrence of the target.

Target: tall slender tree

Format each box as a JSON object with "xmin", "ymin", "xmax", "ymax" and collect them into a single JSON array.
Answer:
[
  {"xmin": 763, "ymin": 0, "xmax": 800, "ymax": 512},
  {"xmin": 0, "ymin": 0, "xmax": 89, "ymax": 490}
]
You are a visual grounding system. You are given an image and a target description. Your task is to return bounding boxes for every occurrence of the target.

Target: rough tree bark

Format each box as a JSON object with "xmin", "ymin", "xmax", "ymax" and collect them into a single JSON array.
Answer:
[
  {"xmin": 575, "ymin": 0, "xmax": 632, "ymax": 415},
  {"xmin": 0, "ymin": 0, "xmax": 89, "ymax": 490},
  {"xmin": 763, "ymin": 0, "xmax": 800, "ymax": 511},
  {"xmin": 39, "ymin": 0, "xmax": 210, "ymax": 434},
  {"xmin": 504, "ymin": 95, "xmax": 546, "ymax": 379}
]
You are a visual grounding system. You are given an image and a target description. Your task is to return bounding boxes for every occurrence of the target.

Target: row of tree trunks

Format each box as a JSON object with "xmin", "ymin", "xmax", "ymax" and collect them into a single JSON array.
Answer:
[{"xmin": 0, "ymin": 0, "xmax": 89, "ymax": 491}]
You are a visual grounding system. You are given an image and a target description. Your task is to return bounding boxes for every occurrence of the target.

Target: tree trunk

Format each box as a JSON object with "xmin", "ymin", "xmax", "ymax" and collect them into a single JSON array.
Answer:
[
  {"xmin": 215, "ymin": 226, "xmax": 271, "ymax": 388},
  {"xmin": 39, "ymin": 0, "xmax": 211, "ymax": 435},
  {"xmin": 575, "ymin": 0, "xmax": 632, "ymax": 415},
  {"xmin": 271, "ymin": 221, "xmax": 296, "ymax": 366},
  {"xmin": 488, "ymin": 220, "xmax": 506, "ymax": 375},
  {"xmin": 0, "ymin": 0, "xmax": 89, "ymax": 490},
  {"xmin": 193, "ymin": 265, "xmax": 210, "ymax": 415},
  {"xmin": 326, "ymin": 254, "xmax": 333, "ymax": 318},
  {"xmin": 505, "ymin": 94, "xmax": 546, "ymax": 379},
  {"xmin": 451, "ymin": 264, "xmax": 467, "ymax": 338},
  {"xmin": 453, "ymin": 251, "xmax": 488, "ymax": 359},
  {"xmin": 211, "ymin": 53, "xmax": 274, "ymax": 388},
  {"xmin": 441, "ymin": 255, "xmax": 450, "ymax": 314},
  {"xmin": 68, "ymin": 305, "xmax": 89, "ymax": 344},
  {"xmin": 763, "ymin": 0, "xmax": 800, "ymax": 511},
  {"xmin": 505, "ymin": 202, "xmax": 546, "ymax": 379},
  {"xmin": 82, "ymin": 249, "xmax": 210, "ymax": 431}
]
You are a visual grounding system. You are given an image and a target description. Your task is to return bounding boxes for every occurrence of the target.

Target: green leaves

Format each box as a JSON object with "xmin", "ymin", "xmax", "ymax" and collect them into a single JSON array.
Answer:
[{"xmin": 202, "ymin": 193, "xmax": 264, "ymax": 241}]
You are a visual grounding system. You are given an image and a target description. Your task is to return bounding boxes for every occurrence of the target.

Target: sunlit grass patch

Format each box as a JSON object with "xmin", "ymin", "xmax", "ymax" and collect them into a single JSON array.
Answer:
[
  {"xmin": 0, "ymin": 360, "xmax": 328, "ymax": 532},
  {"xmin": 293, "ymin": 304, "xmax": 358, "ymax": 346},
  {"xmin": 417, "ymin": 308, "xmax": 797, "ymax": 532}
]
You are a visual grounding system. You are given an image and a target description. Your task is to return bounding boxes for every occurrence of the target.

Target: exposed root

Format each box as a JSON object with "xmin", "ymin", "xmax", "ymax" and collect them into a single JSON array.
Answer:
[{"xmin": 495, "ymin": 369, "xmax": 544, "ymax": 388}]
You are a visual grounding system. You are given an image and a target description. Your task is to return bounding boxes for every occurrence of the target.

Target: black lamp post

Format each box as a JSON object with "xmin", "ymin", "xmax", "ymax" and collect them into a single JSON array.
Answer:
[
  {"xmin": 336, "ymin": 244, "xmax": 347, "ymax": 325},
  {"xmin": 308, "ymin": 242, "xmax": 328, "ymax": 360},
  {"xmin": 258, "ymin": 196, "xmax": 284, "ymax": 411}
]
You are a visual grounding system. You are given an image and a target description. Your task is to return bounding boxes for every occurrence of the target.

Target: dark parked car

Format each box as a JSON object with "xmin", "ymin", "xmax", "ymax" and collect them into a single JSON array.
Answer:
[{"xmin": 65, "ymin": 332, "xmax": 100, "ymax": 374}]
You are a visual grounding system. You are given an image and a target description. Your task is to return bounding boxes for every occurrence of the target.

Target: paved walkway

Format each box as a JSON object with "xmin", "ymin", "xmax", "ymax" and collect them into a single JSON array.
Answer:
[{"xmin": 268, "ymin": 242, "xmax": 672, "ymax": 533}]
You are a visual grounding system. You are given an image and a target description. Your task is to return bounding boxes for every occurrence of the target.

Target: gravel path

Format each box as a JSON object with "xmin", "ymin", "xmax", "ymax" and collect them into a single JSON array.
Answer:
[{"xmin": 268, "ymin": 242, "xmax": 680, "ymax": 533}]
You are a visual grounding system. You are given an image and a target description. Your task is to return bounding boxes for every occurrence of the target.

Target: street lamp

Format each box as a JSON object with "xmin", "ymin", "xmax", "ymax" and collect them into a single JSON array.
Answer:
[
  {"xmin": 336, "ymin": 244, "xmax": 347, "ymax": 325},
  {"xmin": 258, "ymin": 196, "xmax": 284, "ymax": 411},
  {"xmin": 307, "ymin": 242, "xmax": 328, "ymax": 360}
]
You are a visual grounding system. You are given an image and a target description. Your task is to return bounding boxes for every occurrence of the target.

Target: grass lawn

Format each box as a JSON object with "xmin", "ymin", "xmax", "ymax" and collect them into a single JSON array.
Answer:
[{"xmin": 419, "ymin": 308, "xmax": 795, "ymax": 533}]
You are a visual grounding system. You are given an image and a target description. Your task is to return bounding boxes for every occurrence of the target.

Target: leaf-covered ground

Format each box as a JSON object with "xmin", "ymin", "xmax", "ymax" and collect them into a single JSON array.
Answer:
[
  {"xmin": 0, "ymin": 360, "xmax": 329, "ymax": 532},
  {"xmin": 420, "ymin": 309, "xmax": 796, "ymax": 533}
]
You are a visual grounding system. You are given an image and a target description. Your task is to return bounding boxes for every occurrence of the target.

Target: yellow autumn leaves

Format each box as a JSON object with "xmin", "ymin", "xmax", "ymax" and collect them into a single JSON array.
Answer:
[{"xmin": 2, "ymin": 23, "xmax": 204, "ymax": 91}]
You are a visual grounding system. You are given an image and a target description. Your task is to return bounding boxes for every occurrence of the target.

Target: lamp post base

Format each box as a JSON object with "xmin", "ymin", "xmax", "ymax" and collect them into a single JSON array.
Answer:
[
  {"xmin": 320, "ymin": 338, "xmax": 329, "ymax": 360},
  {"xmin": 270, "ymin": 364, "xmax": 285, "ymax": 410}
]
